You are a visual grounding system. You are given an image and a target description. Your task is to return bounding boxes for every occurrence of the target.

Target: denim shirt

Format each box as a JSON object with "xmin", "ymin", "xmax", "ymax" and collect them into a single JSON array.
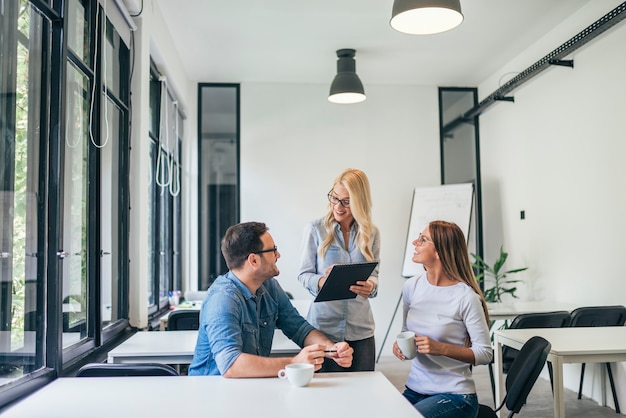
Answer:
[
  {"xmin": 188, "ymin": 271, "xmax": 314, "ymax": 376},
  {"xmin": 297, "ymin": 219, "xmax": 380, "ymax": 342}
]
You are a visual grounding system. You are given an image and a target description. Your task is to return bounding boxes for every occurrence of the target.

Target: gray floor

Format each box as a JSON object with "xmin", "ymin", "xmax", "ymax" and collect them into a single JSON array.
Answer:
[{"xmin": 375, "ymin": 355, "xmax": 621, "ymax": 417}]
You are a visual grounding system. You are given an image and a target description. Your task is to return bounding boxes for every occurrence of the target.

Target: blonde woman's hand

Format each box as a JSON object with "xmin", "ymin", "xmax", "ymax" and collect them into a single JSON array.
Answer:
[
  {"xmin": 318, "ymin": 264, "xmax": 336, "ymax": 290},
  {"xmin": 350, "ymin": 278, "xmax": 375, "ymax": 297}
]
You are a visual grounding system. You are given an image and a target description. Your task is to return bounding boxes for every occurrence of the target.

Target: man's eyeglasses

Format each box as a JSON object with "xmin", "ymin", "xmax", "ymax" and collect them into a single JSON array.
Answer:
[
  {"xmin": 415, "ymin": 234, "xmax": 433, "ymax": 246},
  {"xmin": 253, "ymin": 246, "xmax": 278, "ymax": 256},
  {"xmin": 327, "ymin": 192, "xmax": 350, "ymax": 208}
]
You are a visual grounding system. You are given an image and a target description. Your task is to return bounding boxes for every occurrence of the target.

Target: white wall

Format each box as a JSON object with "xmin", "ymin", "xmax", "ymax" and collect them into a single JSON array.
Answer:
[
  {"xmin": 478, "ymin": 1, "xmax": 626, "ymax": 409},
  {"xmin": 240, "ymin": 83, "xmax": 440, "ymax": 358}
]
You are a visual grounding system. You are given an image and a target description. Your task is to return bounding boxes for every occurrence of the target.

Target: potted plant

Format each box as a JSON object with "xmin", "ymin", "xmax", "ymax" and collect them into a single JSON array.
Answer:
[
  {"xmin": 471, "ymin": 246, "xmax": 528, "ymax": 303},
  {"xmin": 472, "ymin": 247, "xmax": 528, "ymax": 339}
]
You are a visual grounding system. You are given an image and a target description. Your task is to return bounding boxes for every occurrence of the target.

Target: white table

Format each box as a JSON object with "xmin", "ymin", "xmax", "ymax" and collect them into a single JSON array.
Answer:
[
  {"xmin": 159, "ymin": 298, "xmax": 312, "ymax": 330},
  {"xmin": 1, "ymin": 371, "xmax": 423, "ymax": 418},
  {"xmin": 487, "ymin": 301, "xmax": 579, "ymax": 321},
  {"xmin": 107, "ymin": 330, "xmax": 198, "ymax": 364},
  {"xmin": 493, "ymin": 327, "xmax": 626, "ymax": 418},
  {"xmin": 107, "ymin": 329, "xmax": 302, "ymax": 364}
]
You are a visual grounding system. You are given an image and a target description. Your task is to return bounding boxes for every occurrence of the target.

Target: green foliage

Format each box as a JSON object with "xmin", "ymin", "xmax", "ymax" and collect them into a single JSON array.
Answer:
[
  {"xmin": 9, "ymin": 1, "xmax": 32, "ymax": 347},
  {"xmin": 471, "ymin": 246, "xmax": 528, "ymax": 303}
]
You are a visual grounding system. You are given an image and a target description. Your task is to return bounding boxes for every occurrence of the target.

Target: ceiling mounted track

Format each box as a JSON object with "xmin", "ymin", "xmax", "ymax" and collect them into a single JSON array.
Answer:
[{"xmin": 444, "ymin": 1, "xmax": 626, "ymax": 133}]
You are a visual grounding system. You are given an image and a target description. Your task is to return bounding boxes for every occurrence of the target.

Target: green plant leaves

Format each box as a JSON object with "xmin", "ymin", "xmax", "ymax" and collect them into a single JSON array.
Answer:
[{"xmin": 471, "ymin": 246, "xmax": 528, "ymax": 303}]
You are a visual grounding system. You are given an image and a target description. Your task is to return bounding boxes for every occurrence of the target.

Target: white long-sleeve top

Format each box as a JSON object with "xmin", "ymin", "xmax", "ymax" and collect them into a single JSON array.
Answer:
[{"xmin": 402, "ymin": 272, "xmax": 493, "ymax": 395}]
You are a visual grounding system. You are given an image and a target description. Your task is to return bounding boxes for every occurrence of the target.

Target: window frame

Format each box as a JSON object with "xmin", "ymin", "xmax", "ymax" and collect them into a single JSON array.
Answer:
[
  {"xmin": 0, "ymin": 0, "xmax": 132, "ymax": 407},
  {"xmin": 147, "ymin": 62, "xmax": 184, "ymax": 323}
]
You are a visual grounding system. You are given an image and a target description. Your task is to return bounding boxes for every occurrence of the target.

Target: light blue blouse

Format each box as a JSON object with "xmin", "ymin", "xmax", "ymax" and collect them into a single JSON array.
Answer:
[{"xmin": 297, "ymin": 218, "xmax": 380, "ymax": 342}]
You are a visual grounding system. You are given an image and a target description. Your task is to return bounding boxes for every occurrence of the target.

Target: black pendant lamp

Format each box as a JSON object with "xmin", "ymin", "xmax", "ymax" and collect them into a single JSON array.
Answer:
[
  {"xmin": 390, "ymin": 0, "xmax": 463, "ymax": 35},
  {"xmin": 328, "ymin": 49, "xmax": 366, "ymax": 104}
]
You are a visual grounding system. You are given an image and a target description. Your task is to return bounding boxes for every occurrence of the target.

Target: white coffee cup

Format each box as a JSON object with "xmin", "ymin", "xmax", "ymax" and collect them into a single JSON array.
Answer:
[
  {"xmin": 396, "ymin": 331, "xmax": 417, "ymax": 359},
  {"xmin": 278, "ymin": 363, "xmax": 314, "ymax": 387}
]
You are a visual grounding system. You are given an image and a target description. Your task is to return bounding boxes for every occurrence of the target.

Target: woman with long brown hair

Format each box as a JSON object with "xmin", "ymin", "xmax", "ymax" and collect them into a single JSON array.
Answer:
[{"xmin": 393, "ymin": 220, "xmax": 491, "ymax": 418}]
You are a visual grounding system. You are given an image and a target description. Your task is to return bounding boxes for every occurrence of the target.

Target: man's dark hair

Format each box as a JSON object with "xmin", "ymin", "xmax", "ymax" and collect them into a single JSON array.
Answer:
[{"xmin": 221, "ymin": 222, "xmax": 268, "ymax": 270}]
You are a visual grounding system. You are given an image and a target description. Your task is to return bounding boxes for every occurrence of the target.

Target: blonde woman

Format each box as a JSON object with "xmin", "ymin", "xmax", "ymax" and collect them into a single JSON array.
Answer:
[
  {"xmin": 393, "ymin": 220, "xmax": 492, "ymax": 418},
  {"xmin": 297, "ymin": 168, "xmax": 380, "ymax": 372}
]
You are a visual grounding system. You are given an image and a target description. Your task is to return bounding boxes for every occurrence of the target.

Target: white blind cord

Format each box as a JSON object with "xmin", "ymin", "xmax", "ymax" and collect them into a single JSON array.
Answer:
[
  {"xmin": 169, "ymin": 101, "xmax": 181, "ymax": 197},
  {"xmin": 155, "ymin": 78, "xmax": 171, "ymax": 189},
  {"xmin": 67, "ymin": 2, "xmax": 110, "ymax": 149},
  {"xmin": 88, "ymin": 0, "xmax": 109, "ymax": 149}
]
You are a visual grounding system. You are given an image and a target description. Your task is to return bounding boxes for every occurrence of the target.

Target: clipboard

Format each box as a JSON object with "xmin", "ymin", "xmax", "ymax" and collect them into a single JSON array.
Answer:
[{"xmin": 314, "ymin": 261, "xmax": 378, "ymax": 303}]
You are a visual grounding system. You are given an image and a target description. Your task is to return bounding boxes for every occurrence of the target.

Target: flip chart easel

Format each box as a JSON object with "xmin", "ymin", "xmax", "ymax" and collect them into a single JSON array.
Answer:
[{"xmin": 376, "ymin": 183, "xmax": 474, "ymax": 362}]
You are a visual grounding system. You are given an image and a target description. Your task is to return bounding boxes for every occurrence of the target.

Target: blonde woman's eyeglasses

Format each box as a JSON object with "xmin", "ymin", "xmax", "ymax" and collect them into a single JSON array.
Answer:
[{"xmin": 327, "ymin": 192, "xmax": 350, "ymax": 208}]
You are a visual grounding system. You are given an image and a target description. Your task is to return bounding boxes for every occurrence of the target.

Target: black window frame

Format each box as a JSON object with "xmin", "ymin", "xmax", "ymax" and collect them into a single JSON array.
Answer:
[
  {"xmin": 0, "ymin": 0, "xmax": 132, "ymax": 408},
  {"xmin": 147, "ymin": 62, "xmax": 184, "ymax": 323}
]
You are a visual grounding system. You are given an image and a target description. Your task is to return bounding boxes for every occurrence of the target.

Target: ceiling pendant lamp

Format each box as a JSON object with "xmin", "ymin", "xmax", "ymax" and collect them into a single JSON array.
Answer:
[
  {"xmin": 328, "ymin": 49, "xmax": 366, "ymax": 104},
  {"xmin": 390, "ymin": 0, "xmax": 463, "ymax": 35}
]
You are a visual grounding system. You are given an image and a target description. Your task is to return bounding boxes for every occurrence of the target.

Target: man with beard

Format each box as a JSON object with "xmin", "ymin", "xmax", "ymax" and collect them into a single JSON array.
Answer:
[{"xmin": 189, "ymin": 221, "xmax": 353, "ymax": 377}]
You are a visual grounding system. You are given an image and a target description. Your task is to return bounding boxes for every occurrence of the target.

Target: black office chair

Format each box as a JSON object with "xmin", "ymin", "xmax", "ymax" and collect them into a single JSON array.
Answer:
[
  {"xmin": 569, "ymin": 305, "xmax": 626, "ymax": 414},
  {"xmin": 478, "ymin": 336, "xmax": 551, "ymax": 418},
  {"xmin": 167, "ymin": 309, "xmax": 200, "ymax": 331},
  {"xmin": 488, "ymin": 311, "xmax": 571, "ymax": 404},
  {"xmin": 76, "ymin": 362, "xmax": 179, "ymax": 377}
]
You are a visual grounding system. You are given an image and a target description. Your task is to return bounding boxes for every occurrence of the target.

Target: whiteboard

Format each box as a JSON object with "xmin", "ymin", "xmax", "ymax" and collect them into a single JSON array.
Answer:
[{"xmin": 401, "ymin": 183, "xmax": 474, "ymax": 278}]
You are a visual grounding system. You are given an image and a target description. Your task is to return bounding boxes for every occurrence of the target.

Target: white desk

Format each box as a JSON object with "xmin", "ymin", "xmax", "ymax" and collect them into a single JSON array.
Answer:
[
  {"xmin": 487, "ymin": 301, "xmax": 579, "ymax": 321},
  {"xmin": 107, "ymin": 330, "xmax": 198, "ymax": 364},
  {"xmin": 107, "ymin": 329, "xmax": 302, "ymax": 364},
  {"xmin": 493, "ymin": 327, "xmax": 626, "ymax": 418},
  {"xmin": 1, "ymin": 371, "xmax": 423, "ymax": 418},
  {"xmin": 158, "ymin": 298, "xmax": 312, "ymax": 331}
]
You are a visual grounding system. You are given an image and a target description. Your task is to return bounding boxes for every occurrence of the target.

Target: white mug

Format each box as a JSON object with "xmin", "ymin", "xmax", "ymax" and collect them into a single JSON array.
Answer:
[
  {"xmin": 278, "ymin": 363, "xmax": 314, "ymax": 387},
  {"xmin": 396, "ymin": 331, "xmax": 417, "ymax": 359}
]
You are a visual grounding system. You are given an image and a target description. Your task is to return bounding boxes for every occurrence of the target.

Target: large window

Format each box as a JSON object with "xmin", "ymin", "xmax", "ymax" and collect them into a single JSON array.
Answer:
[
  {"xmin": 147, "ymin": 66, "xmax": 183, "ymax": 320},
  {"xmin": 0, "ymin": 0, "xmax": 48, "ymax": 384},
  {"xmin": 0, "ymin": 0, "xmax": 131, "ymax": 407},
  {"xmin": 61, "ymin": 0, "xmax": 131, "ymax": 356},
  {"xmin": 99, "ymin": 17, "xmax": 130, "ymax": 332}
]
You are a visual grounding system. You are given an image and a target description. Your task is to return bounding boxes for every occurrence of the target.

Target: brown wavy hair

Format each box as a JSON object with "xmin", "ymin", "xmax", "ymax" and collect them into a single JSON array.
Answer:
[{"xmin": 429, "ymin": 220, "xmax": 490, "ymax": 325}]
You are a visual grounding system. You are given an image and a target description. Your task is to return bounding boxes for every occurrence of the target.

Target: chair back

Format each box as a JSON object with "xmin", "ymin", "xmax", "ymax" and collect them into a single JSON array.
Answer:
[
  {"xmin": 509, "ymin": 311, "xmax": 571, "ymax": 328},
  {"xmin": 502, "ymin": 311, "xmax": 570, "ymax": 372},
  {"xmin": 167, "ymin": 309, "xmax": 200, "ymax": 330},
  {"xmin": 503, "ymin": 336, "xmax": 552, "ymax": 414},
  {"xmin": 76, "ymin": 362, "xmax": 179, "ymax": 377},
  {"xmin": 477, "ymin": 404, "xmax": 498, "ymax": 418},
  {"xmin": 569, "ymin": 305, "xmax": 626, "ymax": 327}
]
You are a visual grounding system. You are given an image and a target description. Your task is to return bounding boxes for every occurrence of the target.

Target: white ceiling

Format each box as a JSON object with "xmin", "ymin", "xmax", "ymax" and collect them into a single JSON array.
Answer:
[{"xmin": 153, "ymin": 0, "xmax": 596, "ymax": 87}]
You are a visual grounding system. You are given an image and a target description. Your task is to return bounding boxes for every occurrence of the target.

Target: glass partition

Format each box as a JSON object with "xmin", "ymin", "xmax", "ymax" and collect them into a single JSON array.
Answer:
[
  {"xmin": 198, "ymin": 84, "xmax": 240, "ymax": 290},
  {"xmin": 439, "ymin": 87, "xmax": 482, "ymax": 259}
]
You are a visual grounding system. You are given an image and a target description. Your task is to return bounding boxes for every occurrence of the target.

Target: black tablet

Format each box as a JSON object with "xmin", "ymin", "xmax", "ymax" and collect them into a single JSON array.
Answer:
[{"xmin": 314, "ymin": 261, "xmax": 379, "ymax": 303}]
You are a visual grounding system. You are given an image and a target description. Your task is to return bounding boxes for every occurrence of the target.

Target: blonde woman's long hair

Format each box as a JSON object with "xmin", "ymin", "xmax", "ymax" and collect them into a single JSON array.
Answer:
[
  {"xmin": 319, "ymin": 168, "xmax": 375, "ymax": 261},
  {"xmin": 429, "ymin": 220, "xmax": 490, "ymax": 325}
]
